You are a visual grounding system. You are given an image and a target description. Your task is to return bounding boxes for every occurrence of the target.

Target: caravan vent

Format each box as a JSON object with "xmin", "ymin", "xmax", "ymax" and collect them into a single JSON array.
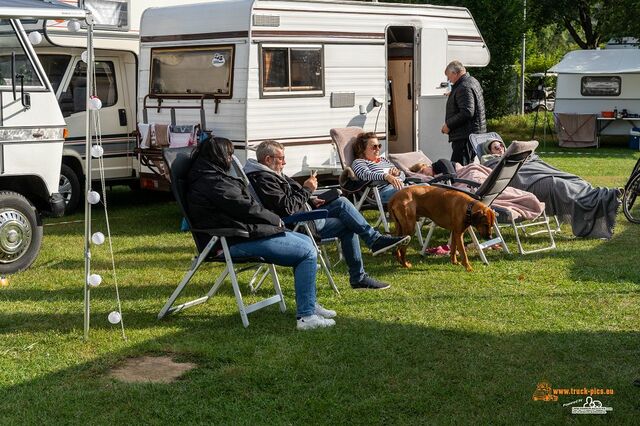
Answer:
[
  {"xmin": 253, "ymin": 15, "xmax": 280, "ymax": 27},
  {"xmin": 331, "ymin": 92, "xmax": 355, "ymax": 108}
]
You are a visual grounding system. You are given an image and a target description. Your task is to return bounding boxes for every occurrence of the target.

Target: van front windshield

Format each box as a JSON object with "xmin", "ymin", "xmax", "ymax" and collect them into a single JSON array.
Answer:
[{"xmin": 0, "ymin": 20, "xmax": 43, "ymax": 88}]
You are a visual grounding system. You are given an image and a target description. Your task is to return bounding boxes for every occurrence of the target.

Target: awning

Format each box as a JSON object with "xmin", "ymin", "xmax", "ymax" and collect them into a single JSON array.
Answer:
[{"xmin": 0, "ymin": 0, "xmax": 86, "ymax": 20}]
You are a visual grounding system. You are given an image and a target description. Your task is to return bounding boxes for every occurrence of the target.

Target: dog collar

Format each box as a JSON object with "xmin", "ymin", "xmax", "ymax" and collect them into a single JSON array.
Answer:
[{"xmin": 465, "ymin": 201, "xmax": 475, "ymax": 227}]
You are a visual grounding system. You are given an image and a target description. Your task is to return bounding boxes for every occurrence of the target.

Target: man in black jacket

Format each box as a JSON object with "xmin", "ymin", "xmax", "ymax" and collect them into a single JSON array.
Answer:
[
  {"xmin": 442, "ymin": 60, "xmax": 486, "ymax": 165},
  {"xmin": 245, "ymin": 140, "xmax": 410, "ymax": 290}
]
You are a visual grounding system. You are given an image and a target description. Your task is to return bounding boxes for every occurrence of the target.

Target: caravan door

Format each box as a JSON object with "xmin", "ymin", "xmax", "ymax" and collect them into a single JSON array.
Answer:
[{"xmin": 416, "ymin": 28, "xmax": 451, "ymax": 161}]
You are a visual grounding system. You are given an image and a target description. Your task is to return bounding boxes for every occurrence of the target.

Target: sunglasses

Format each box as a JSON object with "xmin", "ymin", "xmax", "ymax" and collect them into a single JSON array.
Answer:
[{"xmin": 369, "ymin": 144, "xmax": 382, "ymax": 150}]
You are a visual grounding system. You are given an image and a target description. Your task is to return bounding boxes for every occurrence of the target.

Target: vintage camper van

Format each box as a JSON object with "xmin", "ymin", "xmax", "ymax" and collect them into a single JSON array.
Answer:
[
  {"xmin": 551, "ymin": 49, "xmax": 640, "ymax": 137},
  {"xmin": 0, "ymin": 1, "xmax": 87, "ymax": 273},
  {"xmin": 138, "ymin": 0, "xmax": 490, "ymax": 179},
  {"xmin": 25, "ymin": 0, "xmax": 206, "ymax": 213}
]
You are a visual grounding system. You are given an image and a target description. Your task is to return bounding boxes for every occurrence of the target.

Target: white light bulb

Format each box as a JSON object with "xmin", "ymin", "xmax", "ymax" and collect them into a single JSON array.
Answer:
[
  {"xmin": 28, "ymin": 31, "xmax": 42, "ymax": 45},
  {"xmin": 67, "ymin": 19, "xmax": 81, "ymax": 33},
  {"xmin": 88, "ymin": 96, "xmax": 102, "ymax": 111},
  {"xmin": 91, "ymin": 232, "xmax": 105, "ymax": 245},
  {"xmin": 88, "ymin": 273, "xmax": 102, "ymax": 287},
  {"xmin": 91, "ymin": 145, "xmax": 104, "ymax": 158},
  {"xmin": 108, "ymin": 311, "xmax": 122, "ymax": 324},
  {"xmin": 81, "ymin": 50, "xmax": 88, "ymax": 63},
  {"xmin": 87, "ymin": 190, "xmax": 100, "ymax": 205}
]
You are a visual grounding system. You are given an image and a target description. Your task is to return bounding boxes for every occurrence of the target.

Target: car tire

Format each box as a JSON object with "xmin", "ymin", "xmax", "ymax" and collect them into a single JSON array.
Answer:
[
  {"xmin": 59, "ymin": 163, "xmax": 81, "ymax": 215},
  {"xmin": 535, "ymin": 105, "xmax": 548, "ymax": 112},
  {"xmin": 0, "ymin": 191, "xmax": 43, "ymax": 274}
]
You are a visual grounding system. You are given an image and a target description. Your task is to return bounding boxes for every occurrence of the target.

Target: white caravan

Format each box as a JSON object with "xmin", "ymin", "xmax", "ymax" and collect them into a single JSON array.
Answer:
[
  {"xmin": 551, "ymin": 49, "xmax": 640, "ymax": 136},
  {"xmin": 138, "ymin": 0, "xmax": 490, "ymax": 178},
  {"xmin": 0, "ymin": 1, "xmax": 87, "ymax": 273},
  {"xmin": 24, "ymin": 0, "xmax": 205, "ymax": 213}
]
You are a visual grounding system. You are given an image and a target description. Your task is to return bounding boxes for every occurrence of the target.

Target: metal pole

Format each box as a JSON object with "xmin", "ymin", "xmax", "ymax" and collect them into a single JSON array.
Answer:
[
  {"xmin": 520, "ymin": 0, "xmax": 526, "ymax": 115},
  {"xmin": 83, "ymin": 17, "xmax": 94, "ymax": 341}
]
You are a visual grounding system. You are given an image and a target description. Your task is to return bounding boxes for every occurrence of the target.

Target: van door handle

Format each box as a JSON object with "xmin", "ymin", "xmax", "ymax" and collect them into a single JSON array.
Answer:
[
  {"xmin": 118, "ymin": 108, "xmax": 127, "ymax": 126},
  {"xmin": 32, "ymin": 131, "xmax": 44, "ymax": 138}
]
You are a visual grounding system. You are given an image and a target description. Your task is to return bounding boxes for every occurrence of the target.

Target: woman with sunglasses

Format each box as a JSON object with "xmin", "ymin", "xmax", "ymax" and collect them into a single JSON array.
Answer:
[{"xmin": 351, "ymin": 132, "xmax": 406, "ymax": 203}]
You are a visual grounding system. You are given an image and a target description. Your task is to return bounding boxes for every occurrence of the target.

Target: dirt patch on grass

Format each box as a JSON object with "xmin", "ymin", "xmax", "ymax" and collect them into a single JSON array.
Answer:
[{"xmin": 110, "ymin": 356, "xmax": 196, "ymax": 384}]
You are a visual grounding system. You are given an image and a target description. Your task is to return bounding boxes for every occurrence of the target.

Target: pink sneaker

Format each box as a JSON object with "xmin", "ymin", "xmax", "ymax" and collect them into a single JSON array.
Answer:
[{"xmin": 425, "ymin": 244, "xmax": 450, "ymax": 256}]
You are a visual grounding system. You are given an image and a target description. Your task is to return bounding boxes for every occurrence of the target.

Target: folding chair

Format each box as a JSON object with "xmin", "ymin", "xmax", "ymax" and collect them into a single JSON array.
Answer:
[
  {"xmin": 158, "ymin": 147, "xmax": 286, "ymax": 328},
  {"xmin": 330, "ymin": 127, "xmax": 391, "ymax": 232},
  {"xmin": 230, "ymin": 156, "xmax": 340, "ymax": 295},
  {"xmin": 470, "ymin": 132, "xmax": 561, "ymax": 238},
  {"xmin": 424, "ymin": 140, "xmax": 555, "ymax": 263}
]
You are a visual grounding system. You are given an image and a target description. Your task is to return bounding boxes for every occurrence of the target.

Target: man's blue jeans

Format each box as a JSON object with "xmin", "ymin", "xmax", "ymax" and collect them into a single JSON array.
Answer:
[
  {"xmin": 317, "ymin": 197, "xmax": 381, "ymax": 284},
  {"xmin": 228, "ymin": 231, "xmax": 317, "ymax": 317}
]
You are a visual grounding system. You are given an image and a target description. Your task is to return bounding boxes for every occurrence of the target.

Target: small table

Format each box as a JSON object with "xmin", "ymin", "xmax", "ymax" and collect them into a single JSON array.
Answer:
[
  {"xmin": 303, "ymin": 164, "xmax": 343, "ymax": 175},
  {"xmin": 596, "ymin": 117, "xmax": 640, "ymax": 146}
]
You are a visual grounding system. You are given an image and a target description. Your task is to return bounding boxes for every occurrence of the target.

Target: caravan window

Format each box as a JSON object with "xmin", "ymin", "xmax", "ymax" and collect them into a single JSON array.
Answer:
[
  {"xmin": 80, "ymin": 0, "xmax": 129, "ymax": 30},
  {"xmin": 150, "ymin": 46, "xmax": 234, "ymax": 98},
  {"xmin": 260, "ymin": 45, "xmax": 323, "ymax": 96},
  {"xmin": 60, "ymin": 61, "xmax": 118, "ymax": 117},
  {"xmin": 39, "ymin": 55, "xmax": 72, "ymax": 93},
  {"xmin": 581, "ymin": 76, "xmax": 621, "ymax": 96},
  {"xmin": 0, "ymin": 20, "xmax": 43, "ymax": 88}
]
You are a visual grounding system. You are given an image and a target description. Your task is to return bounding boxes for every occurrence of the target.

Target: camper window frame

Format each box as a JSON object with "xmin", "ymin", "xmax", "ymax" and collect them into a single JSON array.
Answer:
[
  {"xmin": 0, "ymin": 19, "xmax": 47, "ymax": 91},
  {"xmin": 148, "ymin": 44, "xmax": 235, "ymax": 100},
  {"xmin": 259, "ymin": 44, "xmax": 324, "ymax": 98},
  {"xmin": 580, "ymin": 76, "xmax": 622, "ymax": 97}
]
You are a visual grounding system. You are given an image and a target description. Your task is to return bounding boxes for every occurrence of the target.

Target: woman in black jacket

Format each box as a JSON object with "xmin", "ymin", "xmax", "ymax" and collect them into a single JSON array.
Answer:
[{"xmin": 186, "ymin": 136, "xmax": 336, "ymax": 330}]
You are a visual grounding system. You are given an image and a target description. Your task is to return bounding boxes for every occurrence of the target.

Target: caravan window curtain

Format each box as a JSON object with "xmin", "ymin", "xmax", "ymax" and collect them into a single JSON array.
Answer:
[
  {"xmin": 581, "ymin": 76, "xmax": 621, "ymax": 97},
  {"xmin": 81, "ymin": 0, "xmax": 129, "ymax": 30}
]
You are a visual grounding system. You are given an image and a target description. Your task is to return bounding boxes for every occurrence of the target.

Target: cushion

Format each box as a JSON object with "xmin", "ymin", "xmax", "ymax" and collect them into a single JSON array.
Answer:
[{"xmin": 330, "ymin": 127, "xmax": 363, "ymax": 167}]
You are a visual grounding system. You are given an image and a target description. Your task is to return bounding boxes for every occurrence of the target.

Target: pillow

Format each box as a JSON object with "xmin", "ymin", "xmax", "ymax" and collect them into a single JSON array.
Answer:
[{"xmin": 388, "ymin": 151, "xmax": 432, "ymax": 174}]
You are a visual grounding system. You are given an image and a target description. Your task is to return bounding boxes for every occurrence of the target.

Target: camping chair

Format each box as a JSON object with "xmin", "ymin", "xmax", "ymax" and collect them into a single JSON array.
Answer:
[
  {"xmin": 330, "ymin": 127, "xmax": 391, "ymax": 232},
  {"xmin": 470, "ymin": 132, "xmax": 561, "ymax": 240},
  {"xmin": 158, "ymin": 147, "xmax": 286, "ymax": 328},
  {"xmin": 424, "ymin": 140, "xmax": 555, "ymax": 264},
  {"xmin": 230, "ymin": 156, "xmax": 340, "ymax": 295}
]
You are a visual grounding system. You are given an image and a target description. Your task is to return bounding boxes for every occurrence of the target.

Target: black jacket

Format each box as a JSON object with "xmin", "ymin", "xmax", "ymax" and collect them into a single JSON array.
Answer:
[
  {"xmin": 186, "ymin": 156, "xmax": 284, "ymax": 246},
  {"xmin": 445, "ymin": 72, "xmax": 487, "ymax": 142},
  {"xmin": 244, "ymin": 159, "xmax": 312, "ymax": 217}
]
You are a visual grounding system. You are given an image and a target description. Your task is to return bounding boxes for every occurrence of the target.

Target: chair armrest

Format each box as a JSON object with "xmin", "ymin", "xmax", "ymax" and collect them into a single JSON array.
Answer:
[
  {"xmin": 429, "ymin": 174, "xmax": 480, "ymax": 188},
  {"xmin": 282, "ymin": 209, "xmax": 328, "ymax": 225},
  {"xmin": 191, "ymin": 227, "xmax": 250, "ymax": 238},
  {"xmin": 406, "ymin": 177, "xmax": 425, "ymax": 184},
  {"xmin": 430, "ymin": 183, "xmax": 481, "ymax": 200}
]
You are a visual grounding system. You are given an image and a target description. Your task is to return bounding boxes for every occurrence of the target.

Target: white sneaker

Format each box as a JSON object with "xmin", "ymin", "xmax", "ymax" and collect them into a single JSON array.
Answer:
[
  {"xmin": 314, "ymin": 303, "xmax": 337, "ymax": 319},
  {"xmin": 296, "ymin": 314, "xmax": 336, "ymax": 330}
]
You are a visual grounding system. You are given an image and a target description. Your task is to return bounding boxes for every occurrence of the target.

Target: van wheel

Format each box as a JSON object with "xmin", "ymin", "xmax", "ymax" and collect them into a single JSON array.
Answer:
[
  {"xmin": 0, "ymin": 191, "xmax": 43, "ymax": 274},
  {"xmin": 59, "ymin": 164, "xmax": 81, "ymax": 214},
  {"xmin": 535, "ymin": 105, "xmax": 548, "ymax": 112}
]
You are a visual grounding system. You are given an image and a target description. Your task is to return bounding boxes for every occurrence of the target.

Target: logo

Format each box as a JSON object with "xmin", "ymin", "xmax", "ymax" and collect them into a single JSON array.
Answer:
[
  {"xmin": 211, "ymin": 53, "xmax": 226, "ymax": 67},
  {"xmin": 532, "ymin": 381, "xmax": 558, "ymax": 402},
  {"xmin": 571, "ymin": 396, "xmax": 613, "ymax": 415}
]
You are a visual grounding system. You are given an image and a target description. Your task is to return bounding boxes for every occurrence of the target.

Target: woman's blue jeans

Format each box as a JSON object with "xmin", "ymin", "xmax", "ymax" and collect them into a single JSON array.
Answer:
[
  {"xmin": 228, "ymin": 231, "xmax": 317, "ymax": 317},
  {"xmin": 317, "ymin": 197, "xmax": 380, "ymax": 284}
]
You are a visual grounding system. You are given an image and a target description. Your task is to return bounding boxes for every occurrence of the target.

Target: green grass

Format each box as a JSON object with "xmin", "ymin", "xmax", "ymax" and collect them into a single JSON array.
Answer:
[{"xmin": 1, "ymin": 147, "xmax": 639, "ymax": 424}]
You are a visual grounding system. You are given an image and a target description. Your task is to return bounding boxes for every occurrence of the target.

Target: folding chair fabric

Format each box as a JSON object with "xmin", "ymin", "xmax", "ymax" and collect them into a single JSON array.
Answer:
[{"xmin": 158, "ymin": 147, "xmax": 286, "ymax": 327}]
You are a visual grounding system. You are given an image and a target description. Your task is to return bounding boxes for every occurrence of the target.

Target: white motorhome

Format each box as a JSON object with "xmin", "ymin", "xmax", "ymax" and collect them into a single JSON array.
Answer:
[
  {"xmin": 0, "ymin": 0, "xmax": 87, "ymax": 273},
  {"xmin": 551, "ymin": 49, "xmax": 640, "ymax": 136},
  {"xmin": 138, "ymin": 0, "xmax": 490, "ymax": 178},
  {"xmin": 24, "ymin": 0, "xmax": 205, "ymax": 213}
]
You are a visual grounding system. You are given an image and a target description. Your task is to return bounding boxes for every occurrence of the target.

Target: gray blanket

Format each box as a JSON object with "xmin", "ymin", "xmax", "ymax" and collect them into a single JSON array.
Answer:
[{"xmin": 485, "ymin": 155, "xmax": 620, "ymax": 239}]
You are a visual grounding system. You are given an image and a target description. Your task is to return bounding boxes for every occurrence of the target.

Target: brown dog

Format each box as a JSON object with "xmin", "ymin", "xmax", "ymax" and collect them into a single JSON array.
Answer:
[{"xmin": 388, "ymin": 185, "xmax": 496, "ymax": 271}]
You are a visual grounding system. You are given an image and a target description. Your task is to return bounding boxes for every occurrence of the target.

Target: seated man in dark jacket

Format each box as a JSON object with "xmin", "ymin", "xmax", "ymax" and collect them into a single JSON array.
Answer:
[
  {"xmin": 245, "ymin": 140, "xmax": 410, "ymax": 290},
  {"xmin": 187, "ymin": 136, "xmax": 336, "ymax": 330}
]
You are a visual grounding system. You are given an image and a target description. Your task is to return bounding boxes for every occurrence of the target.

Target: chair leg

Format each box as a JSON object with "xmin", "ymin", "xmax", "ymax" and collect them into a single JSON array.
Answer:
[
  {"xmin": 420, "ymin": 221, "xmax": 437, "ymax": 256},
  {"xmin": 467, "ymin": 228, "xmax": 489, "ymax": 265},
  {"xmin": 269, "ymin": 264, "xmax": 286, "ymax": 313},
  {"xmin": 372, "ymin": 187, "xmax": 390, "ymax": 232},
  {"xmin": 222, "ymin": 243, "xmax": 250, "ymax": 328},
  {"xmin": 414, "ymin": 218, "xmax": 426, "ymax": 248},
  {"xmin": 303, "ymin": 224, "xmax": 340, "ymax": 295},
  {"xmin": 248, "ymin": 264, "xmax": 270, "ymax": 294}
]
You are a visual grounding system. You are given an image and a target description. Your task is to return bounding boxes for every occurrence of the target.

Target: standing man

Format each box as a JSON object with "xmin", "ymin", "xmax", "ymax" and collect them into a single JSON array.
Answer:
[
  {"xmin": 245, "ymin": 140, "xmax": 410, "ymax": 290},
  {"xmin": 441, "ymin": 60, "xmax": 486, "ymax": 165}
]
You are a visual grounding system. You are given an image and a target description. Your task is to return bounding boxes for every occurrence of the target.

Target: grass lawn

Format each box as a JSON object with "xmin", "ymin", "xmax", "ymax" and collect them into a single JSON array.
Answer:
[{"xmin": 1, "ymin": 143, "xmax": 639, "ymax": 424}]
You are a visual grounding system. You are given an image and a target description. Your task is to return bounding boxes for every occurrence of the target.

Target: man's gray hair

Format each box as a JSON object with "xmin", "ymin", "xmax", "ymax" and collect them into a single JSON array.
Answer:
[
  {"xmin": 445, "ymin": 60, "xmax": 466, "ymax": 74},
  {"xmin": 256, "ymin": 140, "xmax": 284, "ymax": 163}
]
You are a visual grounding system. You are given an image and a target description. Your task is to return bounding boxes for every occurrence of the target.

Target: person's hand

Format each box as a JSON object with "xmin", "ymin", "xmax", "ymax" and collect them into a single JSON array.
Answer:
[
  {"xmin": 441, "ymin": 123, "xmax": 450, "ymax": 134},
  {"xmin": 303, "ymin": 176, "xmax": 318, "ymax": 192},
  {"xmin": 310, "ymin": 197, "xmax": 325, "ymax": 208},
  {"xmin": 390, "ymin": 167, "xmax": 401, "ymax": 177},
  {"xmin": 385, "ymin": 174, "xmax": 404, "ymax": 190}
]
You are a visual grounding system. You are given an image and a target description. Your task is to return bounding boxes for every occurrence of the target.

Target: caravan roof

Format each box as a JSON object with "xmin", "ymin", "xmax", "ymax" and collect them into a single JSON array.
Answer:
[{"xmin": 550, "ymin": 49, "xmax": 640, "ymax": 74}]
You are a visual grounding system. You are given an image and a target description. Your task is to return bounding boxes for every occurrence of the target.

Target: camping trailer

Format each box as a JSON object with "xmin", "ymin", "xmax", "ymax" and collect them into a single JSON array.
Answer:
[
  {"xmin": 0, "ymin": 0, "xmax": 88, "ymax": 273},
  {"xmin": 550, "ymin": 49, "xmax": 640, "ymax": 137},
  {"xmin": 23, "ymin": 0, "xmax": 207, "ymax": 213},
  {"xmin": 138, "ymin": 0, "xmax": 490, "ymax": 178}
]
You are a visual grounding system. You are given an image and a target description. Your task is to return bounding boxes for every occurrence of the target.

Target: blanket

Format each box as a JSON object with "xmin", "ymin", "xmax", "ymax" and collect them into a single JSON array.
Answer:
[
  {"xmin": 454, "ymin": 163, "xmax": 545, "ymax": 221},
  {"xmin": 484, "ymin": 155, "xmax": 620, "ymax": 239}
]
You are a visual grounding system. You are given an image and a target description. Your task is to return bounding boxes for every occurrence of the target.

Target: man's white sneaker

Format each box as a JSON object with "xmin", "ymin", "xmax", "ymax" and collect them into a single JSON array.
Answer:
[
  {"xmin": 296, "ymin": 314, "xmax": 336, "ymax": 330},
  {"xmin": 314, "ymin": 303, "xmax": 337, "ymax": 319}
]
